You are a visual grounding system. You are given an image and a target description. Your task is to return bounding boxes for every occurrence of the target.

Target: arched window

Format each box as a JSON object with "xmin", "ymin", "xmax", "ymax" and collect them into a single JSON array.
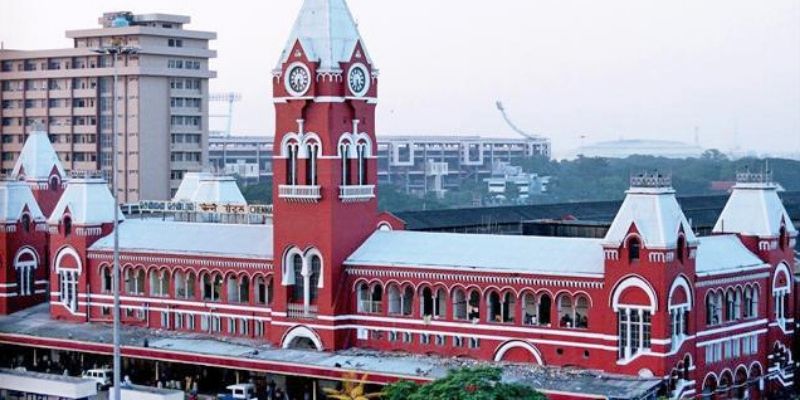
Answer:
[
  {"xmin": 487, "ymin": 291, "xmax": 501, "ymax": 322},
  {"xmin": 387, "ymin": 284, "xmax": 402, "ymax": 315},
  {"xmin": 21, "ymin": 213, "xmax": 31, "ymax": 233},
  {"xmin": 627, "ymin": 237, "xmax": 641, "ymax": 262},
  {"xmin": 575, "ymin": 295, "xmax": 590, "ymax": 328},
  {"xmin": 706, "ymin": 291, "xmax": 721, "ymax": 326},
  {"xmin": 421, "ymin": 286, "xmax": 434, "ymax": 318},
  {"xmin": 239, "ymin": 276, "xmax": 250, "ymax": 303},
  {"xmin": 743, "ymin": 285, "xmax": 753, "ymax": 318},
  {"xmin": 289, "ymin": 254, "xmax": 304, "ymax": 304},
  {"xmin": 488, "ymin": 291, "xmax": 514, "ymax": 324},
  {"xmin": 468, "ymin": 290, "xmax": 481, "ymax": 321},
  {"xmin": 538, "ymin": 293, "xmax": 552, "ymax": 325},
  {"xmin": 434, "ymin": 288, "xmax": 446, "ymax": 319},
  {"xmin": 305, "ymin": 143, "xmax": 318, "ymax": 186},
  {"xmin": 255, "ymin": 275, "xmax": 267, "ymax": 304},
  {"xmin": 185, "ymin": 271, "xmax": 196, "ymax": 299},
  {"xmin": 779, "ymin": 225, "xmax": 787, "ymax": 251},
  {"xmin": 226, "ymin": 274, "xmax": 239, "ymax": 303},
  {"xmin": 558, "ymin": 295, "xmax": 574, "ymax": 328},
  {"xmin": 401, "ymin": 285, "xmax": 414, "ymax": 316},
  {"xmin": 266, "ymin": 275, "xmax": 273, "ymax": 305},
  {"xmin": 356, "ymin": 142, "xmax": 368, "ymax": 185},
  {"xmin": 370, "ymin": 283, "xmax": 383, "ymax": 314},
  {"xmin": 285, "ymin": 143, "xmax": 298, "ymax": 185},
  {"xmin": 14, "ymin": 248, "xmax": 38, "ymax": 296},
  {"xmin": 101, "ymin": 265, "xmax": 112, "ymax": 294},
  {"xmin": 308, "ymin": 255, "xmax": 321, "ymax": 302},
  {"xmin": 522, "ymin": 292, "xmax": 537, "ymax": 326},
  {"xmin": 340, "ymin": 142, "xmax": 351, "ymax": 186},
  {"xmin": 135, "ymin": 268, "xmax": 146, "ymax": 296},
  {"xmin": 202, "ymin": 272, "xmax": 221, "ymax": 301},
  {"xmin": 174, "ymin": 270, "xmax": 186, "ymax": 298},
  {"xmin": 150, "ymin": 269, "xmax": 168, "ymax": 297},
  {"xmin": 452, "ymin": 288, "xmax": 467, "ymax": 320},
  {"xmin": 725, "ymin": 289, "xmax": 736, "ymax": 321},
  {"xmin": 63, "ymin": 216, "xmax": 72, "ymax": 236},
  {"xmin": 357, "ymin": 282, "xmax": 369, "ymax": 313},
  {"xmin": 49, "ymin": 175, "xmax": 60, "ymax": 191},
  {"xmin": 676, "ymin": 236, "xmax": 686, "ymax": 264}
]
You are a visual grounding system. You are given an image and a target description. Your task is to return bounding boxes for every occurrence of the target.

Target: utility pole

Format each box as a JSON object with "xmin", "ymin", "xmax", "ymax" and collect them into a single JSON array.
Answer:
[{"xmin": 92, "ymin": 35, "xmax": 139, "ymax": 400}]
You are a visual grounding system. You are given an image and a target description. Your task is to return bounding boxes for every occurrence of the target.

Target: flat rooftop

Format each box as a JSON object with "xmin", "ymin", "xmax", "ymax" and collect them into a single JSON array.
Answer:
[{"xmin": 0, "ymin": 304, "xmax": 659, "ymax": 399}]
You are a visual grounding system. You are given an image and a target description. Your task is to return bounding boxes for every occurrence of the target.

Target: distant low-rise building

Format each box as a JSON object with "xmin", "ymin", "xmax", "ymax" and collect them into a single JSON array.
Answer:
[
  {"xmin": 568, "ymin": 139, "xmax": 705, "ymax": 160},
  {"xmin": 209, "ymin": 134, "xmax": 551, "ymax": 194}
]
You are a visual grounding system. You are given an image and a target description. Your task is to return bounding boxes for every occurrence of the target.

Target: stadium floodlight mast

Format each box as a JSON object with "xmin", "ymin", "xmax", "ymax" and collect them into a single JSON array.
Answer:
[{"xmin": 91, "ymin": 37, "xmax": 139, "ymax": 400}]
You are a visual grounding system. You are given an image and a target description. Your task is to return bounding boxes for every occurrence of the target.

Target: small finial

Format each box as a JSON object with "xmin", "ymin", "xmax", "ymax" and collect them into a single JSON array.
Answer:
[{"xmin": 32, "ymin": 121, "xmax": 46, "ymax": 132}]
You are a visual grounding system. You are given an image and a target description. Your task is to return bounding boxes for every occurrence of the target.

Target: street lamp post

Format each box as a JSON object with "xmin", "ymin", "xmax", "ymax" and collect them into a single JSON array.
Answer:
[{"xmin": 91, "ymin": 41, "xmax": 138, "ymax": 400}]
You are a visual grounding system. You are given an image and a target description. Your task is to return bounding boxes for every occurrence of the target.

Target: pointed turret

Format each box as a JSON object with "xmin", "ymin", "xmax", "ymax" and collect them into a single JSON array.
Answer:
[
  {"xmin": 604, "ymin": 172, "xmax": 697, "ymax": 250},
  {"xmin": 11, "ymin": 128, "xmax": 67, "ymax": 216},
  {"xmin": 713, "ymin": 170, "xmax": 797, "ymax": 258},
  {"xmin": 47, "ymin": 172, "xmax": 123, "ymax": 229},
  {"xmin": 276, "ymin": 0, "xmax": 372, "ymax": 72}
]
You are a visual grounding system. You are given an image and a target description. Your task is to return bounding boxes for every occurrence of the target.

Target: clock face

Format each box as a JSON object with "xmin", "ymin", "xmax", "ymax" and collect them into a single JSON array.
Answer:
[
  {"xmin": 348, "ymin": 64, "xmax": 369, "ymax": 97},
  {"xmin": 286, "ymin": 64, "xmax": 310, "ymax": 96}
]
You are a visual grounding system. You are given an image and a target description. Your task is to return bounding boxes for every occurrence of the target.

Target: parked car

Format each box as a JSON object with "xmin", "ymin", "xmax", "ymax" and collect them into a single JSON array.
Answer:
[
  {"xmin": 82, "ymin": 368, "xmax": 112, "ymax": 390},
  {"xmin": 217, "ymin": 383, "xmax": 258, "ymax": 400}
]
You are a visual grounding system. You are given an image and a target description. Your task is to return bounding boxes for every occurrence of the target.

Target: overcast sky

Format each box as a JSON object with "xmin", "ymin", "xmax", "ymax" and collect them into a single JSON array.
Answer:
[{"xmin": 2, "ymin": 0, "xmax": 799, "ymax": 157}]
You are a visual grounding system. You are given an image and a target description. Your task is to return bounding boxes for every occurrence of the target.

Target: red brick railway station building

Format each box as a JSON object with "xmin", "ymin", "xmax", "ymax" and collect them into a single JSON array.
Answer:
[{"xmin": 0, "ymin": 1, "xmax": 798, "ymax": 398}]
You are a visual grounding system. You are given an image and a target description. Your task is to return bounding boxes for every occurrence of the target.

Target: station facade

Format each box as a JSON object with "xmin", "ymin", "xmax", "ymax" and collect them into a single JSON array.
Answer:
[{"xmin": 0, "ymin": 0, "xmax": 797, "ymax": 399}]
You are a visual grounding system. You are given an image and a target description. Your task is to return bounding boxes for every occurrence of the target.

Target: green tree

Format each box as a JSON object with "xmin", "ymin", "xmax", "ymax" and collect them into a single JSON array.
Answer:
[{"xmin": 383, "ymin": 367, "xmax": 546, "ymax": 400}]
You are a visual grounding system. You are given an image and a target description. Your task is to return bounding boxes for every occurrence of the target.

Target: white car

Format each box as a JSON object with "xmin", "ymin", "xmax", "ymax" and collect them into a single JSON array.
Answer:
[{"xmin": 82, "ymin": 368, "xmax": 112, "ymax": 390}]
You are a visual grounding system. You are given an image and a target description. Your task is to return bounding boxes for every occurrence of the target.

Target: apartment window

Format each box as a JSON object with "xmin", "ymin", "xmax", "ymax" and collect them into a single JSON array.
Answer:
[{"xmin": 168, "ymin": 39, "xmax": 183, "ymax": 47}]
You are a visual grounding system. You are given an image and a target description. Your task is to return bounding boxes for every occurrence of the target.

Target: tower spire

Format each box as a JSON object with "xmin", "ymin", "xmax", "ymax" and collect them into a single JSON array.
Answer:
[{"xmin": 276, "ymin": 0, "xmax": 372, "ymax": 71}]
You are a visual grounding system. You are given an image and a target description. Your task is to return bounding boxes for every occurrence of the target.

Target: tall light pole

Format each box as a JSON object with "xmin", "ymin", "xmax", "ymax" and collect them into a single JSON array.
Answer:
[{"xmin": 92, "ymin": 38, "xmax": 138, "ymax": 400}]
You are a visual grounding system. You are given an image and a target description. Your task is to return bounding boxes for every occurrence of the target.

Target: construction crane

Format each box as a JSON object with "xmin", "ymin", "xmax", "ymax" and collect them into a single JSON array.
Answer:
[
  {"xmin": 209, "ymin": 92, "xmax": 242, "ymax": 137},
  {"xmin": 495, "ymin": 101, "xmax": 540, "ymax": 140}
]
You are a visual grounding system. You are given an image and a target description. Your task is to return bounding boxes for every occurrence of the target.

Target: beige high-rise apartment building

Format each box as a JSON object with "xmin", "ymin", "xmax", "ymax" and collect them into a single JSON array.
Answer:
[{"xmin": 0, "ymin": 11, "xmax": 216, "ymax": 201}]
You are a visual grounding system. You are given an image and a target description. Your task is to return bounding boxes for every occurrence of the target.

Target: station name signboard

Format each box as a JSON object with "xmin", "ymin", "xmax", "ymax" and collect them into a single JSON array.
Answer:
[{"xmin": 138, "ymin": 201, "xmax": 271, "ymax": 216}]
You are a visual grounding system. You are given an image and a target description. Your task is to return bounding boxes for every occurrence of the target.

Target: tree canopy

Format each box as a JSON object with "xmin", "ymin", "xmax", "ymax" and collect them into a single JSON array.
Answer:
[{"xmin": 382, "ymin": 367, "xmax": 546, "ymax": 400}]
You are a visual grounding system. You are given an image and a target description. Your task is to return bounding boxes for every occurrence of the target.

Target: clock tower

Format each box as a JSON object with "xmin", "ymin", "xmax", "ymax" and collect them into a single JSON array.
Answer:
[{"xmin": 270, "ymin": 0, "xmax": 385, "ymax": 351}]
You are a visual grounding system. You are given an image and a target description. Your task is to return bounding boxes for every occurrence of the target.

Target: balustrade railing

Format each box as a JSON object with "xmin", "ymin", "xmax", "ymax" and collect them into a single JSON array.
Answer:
[
  {"xmin": 339, "ymin": 185, "xmax": 375, "ymax": 202},
  {"xmin": 287, "ymin": 303, "xmax": 318, "ymax": 319},
  {"xmin": 279, "ymin": 185, "xmax": 322, "ymax": 203}
]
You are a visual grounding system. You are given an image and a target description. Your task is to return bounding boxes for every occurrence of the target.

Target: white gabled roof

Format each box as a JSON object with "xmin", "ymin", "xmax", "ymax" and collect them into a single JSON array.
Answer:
[
  {"xmin": 0, "ymin": 180, "xmax": 46, "ymax": 223},
  {"xmin": 604, "ymin": 187, "xmax": 697, "ymax": 249},
  {"xmin": 173, "ymin": 172, "xmax": 213, "ymax": 202},
  {"xmin": 192, "ymin": 176, "xmax": 247, "ymax": 205},
  {"xmin": 713, "ymin": 182, "xmax": 797, "ymax": 237},
  {"xmin": 695, "ymin": 235, "xmax": 765, "ymax": 275},
  {"xmin": 89, "ymin": 220, "xmax": 273, "ymax": 259},
  {"xmin": 11, "ymin": 129, "xmax": 66, "ymax": 181},
  {"xmin": 277, "ymin": 0, "xmax": 371, "ymax": 71},
  {"xmin": 346, "ymin": 231, "xmax": 605, "ymax": 277},
  {"xmin": 173, "ymin": 173, "xmax": 247, "ymax": 206},
  {"xmin": 47, "ymin": 178, "xmax": 123, "ymax": 225}
]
